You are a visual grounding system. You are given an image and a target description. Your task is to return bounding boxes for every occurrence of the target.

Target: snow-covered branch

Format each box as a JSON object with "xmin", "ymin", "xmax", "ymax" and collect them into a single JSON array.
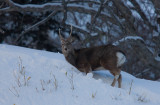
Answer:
[
  {"xmin": 0, "ymin": 0, "xmax": 116, "ymax": 25},
  {"xmin": 2, "ymin": 0, "xmax": 62, "ymax": 12}
]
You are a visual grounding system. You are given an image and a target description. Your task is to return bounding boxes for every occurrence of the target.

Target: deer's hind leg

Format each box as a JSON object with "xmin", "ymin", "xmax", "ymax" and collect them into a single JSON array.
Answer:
[
  {"xmin": 100, "ymin": 60, "xmax": 121, "ymax": 88},
  {"xmin": 111, "ymin": 73, "xmax": 118, "ymax": 87},
  {"xmin": 110, "ymin": 69, "xmax": 121, "ymax": 87},
  {"xmin": 117, "ymin": 74, "xmax": 122, "ymax": 88}
]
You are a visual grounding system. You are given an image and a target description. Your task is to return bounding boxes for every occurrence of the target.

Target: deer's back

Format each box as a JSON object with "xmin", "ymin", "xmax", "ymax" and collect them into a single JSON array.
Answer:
[{"xmin": 75, "ymin": 44, "xmax": 122, "ymax": 70}]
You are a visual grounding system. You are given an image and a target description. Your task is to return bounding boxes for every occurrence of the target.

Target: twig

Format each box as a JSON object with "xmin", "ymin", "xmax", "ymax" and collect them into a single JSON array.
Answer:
[
  {"xmin": 92, "ymin": 91, "xmax": 97, "ymax": 98},
  {"xmin": 50, "ymin": 71, "xmax": 58, "ymax": 91},
  {"xmin": 53, "ymin": 74, "xmax": 58, "ymax": 90},
  {"xmin": 9, "ymin": 86, "xmax": 19, "ymax": 97},
  {"xmin": 13, "ymin": 70, "xmax": 21, "ymax": 87}
]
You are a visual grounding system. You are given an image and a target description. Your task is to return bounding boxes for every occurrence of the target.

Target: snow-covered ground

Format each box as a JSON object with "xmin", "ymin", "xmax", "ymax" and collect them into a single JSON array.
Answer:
[{"xmin": 0, "ymin": 44, "xmax": 160, "ymax": 105}]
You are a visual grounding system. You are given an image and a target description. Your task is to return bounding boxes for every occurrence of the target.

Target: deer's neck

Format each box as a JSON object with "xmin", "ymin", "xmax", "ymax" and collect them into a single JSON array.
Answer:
[{"xmin": 65, "ymin": 51, "xmax": 77, "ymax": 67}]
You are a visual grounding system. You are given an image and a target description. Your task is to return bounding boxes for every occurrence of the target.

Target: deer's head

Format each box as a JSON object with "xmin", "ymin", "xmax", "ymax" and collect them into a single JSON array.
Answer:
[{"xmin": 59, "ymin": 26, "xmax": 75, "ymax": 57}]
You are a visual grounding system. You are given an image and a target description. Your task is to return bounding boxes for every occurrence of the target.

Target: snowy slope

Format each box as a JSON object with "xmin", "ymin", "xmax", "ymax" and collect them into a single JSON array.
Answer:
[{"xmin": 0, "ymin": 44, "xmax": 160, "ymax": 105}]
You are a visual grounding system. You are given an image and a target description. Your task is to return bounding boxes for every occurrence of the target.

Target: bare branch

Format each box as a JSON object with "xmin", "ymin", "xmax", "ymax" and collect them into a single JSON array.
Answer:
[
  {"xmin": 67, "ymin": 5, "xmax": 117, "ymax": 25},
  {"xmin": 104, "ymin": 2, "xmax": 127, "ymax": 35},
  {"xmin": 130, "ymin": 0, "xmax": 157, "ymax": 31},
  {"xmin": 111, "ymin": 0, "xmax": 137, "ymax": 34},
  {"xmin": 92, "ymin": 0, "xmax": 106, "ymax": 23},
  {"xmin": 64, "ymin": 23, "xmax": 90, "ymax": 36},
  {"xmin": 14, "ymin": 10, "xmax": 61, "ymax": 44},
  {"xmin": 62, "ymin": 0, "xmax": 67, "ymax": 25},
  {"xmin": 69, "ymin": 25, "xmax": 72, "ymax": 37}
]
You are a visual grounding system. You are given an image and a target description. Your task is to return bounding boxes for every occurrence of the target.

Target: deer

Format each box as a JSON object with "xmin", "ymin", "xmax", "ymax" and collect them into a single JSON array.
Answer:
[{"xmin": 59, "ymin": 26, "xmax": 126, "ymax": 88}]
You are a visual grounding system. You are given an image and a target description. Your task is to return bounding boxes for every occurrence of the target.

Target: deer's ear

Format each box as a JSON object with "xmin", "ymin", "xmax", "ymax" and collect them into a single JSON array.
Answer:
[
  {"xmin": 59, "ymin": 36, "xmax": 65, "ymax": 45},
  {"xmin": 60, "ymin": 38, "xmax": 65, "ymax": 44}
]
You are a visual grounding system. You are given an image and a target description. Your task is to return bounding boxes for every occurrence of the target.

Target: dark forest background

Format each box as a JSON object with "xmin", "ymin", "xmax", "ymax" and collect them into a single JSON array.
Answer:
[{"xmin": 0, "ymin": 0, "xmax": 160, "ymax": 80}]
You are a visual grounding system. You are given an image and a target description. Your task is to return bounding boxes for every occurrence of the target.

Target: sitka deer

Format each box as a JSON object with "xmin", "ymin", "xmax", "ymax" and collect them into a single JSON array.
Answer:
[{"xmin": 59, "ymin": 26, "xmax": 126, "ymax": 88}]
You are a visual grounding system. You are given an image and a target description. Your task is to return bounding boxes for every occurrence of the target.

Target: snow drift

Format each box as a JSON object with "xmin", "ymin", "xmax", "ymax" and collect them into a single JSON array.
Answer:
[{"xmin": 0, "ymin": 44, "xmax": 160, "ymax": 105}]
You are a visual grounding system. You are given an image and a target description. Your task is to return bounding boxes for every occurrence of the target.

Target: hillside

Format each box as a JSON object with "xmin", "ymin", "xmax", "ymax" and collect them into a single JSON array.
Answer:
[{"xmin": 0, "ymin": 44, "xmax": 160, "ymax": 105}]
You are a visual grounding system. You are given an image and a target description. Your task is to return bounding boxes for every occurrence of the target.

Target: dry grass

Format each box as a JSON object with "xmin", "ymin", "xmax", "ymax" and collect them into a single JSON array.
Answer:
[
  {"xmin": 129, "ymin": 79, "xmax": 133, "ymax": 95},
  {"xmin": 92, "ymin": 91, "xmax": 97, "ymax": 99},
  {"xmin": 9, "ymin": 57, "xmax": 31, "ymax": 97}
]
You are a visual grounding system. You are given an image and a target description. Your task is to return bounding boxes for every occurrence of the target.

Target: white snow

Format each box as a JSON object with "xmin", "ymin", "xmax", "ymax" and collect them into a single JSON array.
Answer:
[
  {"xmin": 131, "ymin": 10, "xmax": 142, "ymax": 20},
  {"xmin": 0, "ymin": 44, "xmax": 160, "ymax": 105}
]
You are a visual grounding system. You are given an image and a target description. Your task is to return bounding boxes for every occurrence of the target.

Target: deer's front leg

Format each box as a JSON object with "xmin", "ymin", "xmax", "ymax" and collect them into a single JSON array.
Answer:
[
  {"xmin": 84, "ymin": 64, "xmax": 92, "ymax": 74},
  {"xmin": 79, "ymin": 63, "xmax": 92, "ymax": 74}
]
